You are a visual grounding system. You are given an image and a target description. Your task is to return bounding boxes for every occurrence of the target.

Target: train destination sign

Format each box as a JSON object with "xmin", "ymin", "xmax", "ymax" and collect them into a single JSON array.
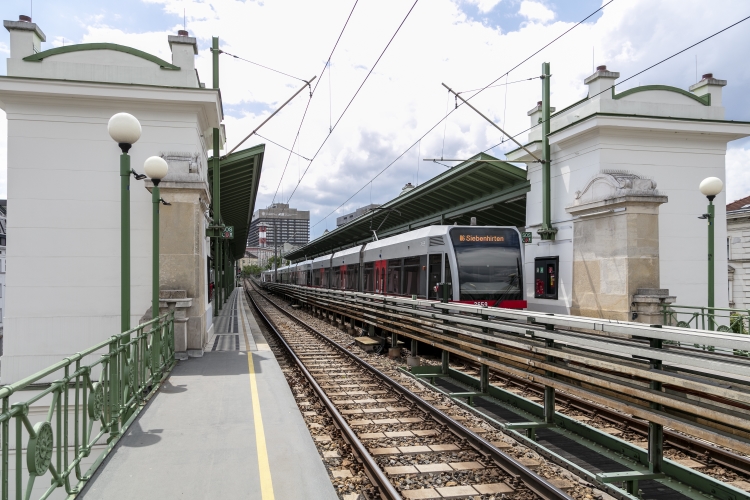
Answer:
[
  {"xmin": 521, "ymin": 232, "xmax": 532, "ymax": 243},
  {"xmin": 457, "ymin": 234, "xmax": 505, "ymax": 243}
]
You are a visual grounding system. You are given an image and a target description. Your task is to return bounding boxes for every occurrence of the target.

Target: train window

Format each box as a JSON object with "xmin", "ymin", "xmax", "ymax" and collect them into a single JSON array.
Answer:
[
  {"xmin": 333, "ymin": 266, "xmax": 342, "ymax": 289},
  {"xmin": 444, "ymin": 254, "xmax": 452, "ymax": 292},
  {"xmin": 387, "ymin": 259, "xmax": 402, "ymax": 295},
  {"xmin": 403, "ymin": 257, "xmax": 424, "ymax": 297},
  {"xmin": 313, "ymin": 268, "xmax": 321, "ymax": 287},
  {"xmin": 449, "ymin": 228, "xmax": 522, "ymax": 303},
  {"xmin": 534, "ymin": 256, "xmax": 559, "ymax": 300},
  {"xmin": 363, "ymin": 262, "xmax": 374, "ymax": 292},
  {"xmin": 428, "ymin": 254, "xmax": 441, "ymax": 299},
  {"xmin": 346, "ymin": 266, "xmax": 358, "ymax": 290}
]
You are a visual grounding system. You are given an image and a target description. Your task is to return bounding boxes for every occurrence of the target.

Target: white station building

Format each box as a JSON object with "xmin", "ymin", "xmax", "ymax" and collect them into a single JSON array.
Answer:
[
  {"xmin": 0, "ymin": 17, "xmax": 222, "ymax": 383},
  {"xmin": 507, "ymin": 66, "xmax": 750, "ymax": 317}
]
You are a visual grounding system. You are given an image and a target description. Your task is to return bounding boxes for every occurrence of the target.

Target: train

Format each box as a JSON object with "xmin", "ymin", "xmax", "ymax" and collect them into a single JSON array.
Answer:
[{"xmin": 261, "ymin": 225, "xmax": 527, "ymax": 309}]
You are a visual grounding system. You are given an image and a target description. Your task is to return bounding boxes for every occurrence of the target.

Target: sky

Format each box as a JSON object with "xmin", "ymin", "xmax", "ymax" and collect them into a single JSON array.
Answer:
[{"xmin": 0, "ymin": 0, "xmax": 749, "ymax": 240}]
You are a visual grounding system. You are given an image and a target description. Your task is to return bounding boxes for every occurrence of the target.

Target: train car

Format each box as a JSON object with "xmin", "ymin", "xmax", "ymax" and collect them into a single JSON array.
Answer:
[
  {"xmin": 295, "ymin": 260, "xmax": 313, "ymax": 286},
  {"xmin": 312, "ymin": 254, "xmax": 331, "ymax": 288},
  {"xmin": 331, "ymin": 246, "xmax": 361, "ymax": 290},
  {"xmin": 260, "ymin": 269, "xmax": 274, "ymax": 283},
  {"xmin": 288, "ymin": 225, "xmax": 525, "ymax": 309}
]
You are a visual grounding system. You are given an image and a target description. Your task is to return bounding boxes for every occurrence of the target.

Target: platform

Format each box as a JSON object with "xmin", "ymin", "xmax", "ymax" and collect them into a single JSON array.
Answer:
[{"xmin": 79, "ymin": 288, "xmax": 337, "ymax": 500}]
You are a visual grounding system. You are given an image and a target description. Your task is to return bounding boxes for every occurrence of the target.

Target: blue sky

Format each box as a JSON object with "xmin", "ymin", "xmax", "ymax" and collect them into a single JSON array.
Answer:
[{"xmin": 1, "ymin": 0, "xmax": 750, "ymax": 239}]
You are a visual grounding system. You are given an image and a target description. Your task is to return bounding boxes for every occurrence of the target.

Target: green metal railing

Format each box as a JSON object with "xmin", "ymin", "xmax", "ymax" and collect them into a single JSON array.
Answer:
[
  {"xmin": 661, "ymin": 304, "xmax": 750, "ymax": 355},
  {"xmin": 0, "ymin": 311, "xmax": 175, "ymax": 500}
]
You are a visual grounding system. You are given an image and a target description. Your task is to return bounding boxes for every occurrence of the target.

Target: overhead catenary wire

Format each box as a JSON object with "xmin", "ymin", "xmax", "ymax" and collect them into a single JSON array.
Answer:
[
  {"xmin": 285, "ymin": 0, "xmax": 421, "ymax": 205},
  {"xmin": 255, "ymin": 133, "xmax": 312, "ymax": 161},
  {"xmin": 310, "ymin": 0, "xmax": 615, "ymax": 230},
  {"xmin": 456, "ymin": 75, "xmax": 539, "ymax": 95},
  {"xmin": 482, "ymin": 12, "xmax": 750, "ymax": 158},
  {"xmin": 221, "ymin": 50, "xmax": 309, "ymax": 83},
  {"xmin": 270, "ymin": 0, "xmax": 360, "ymax": 206}
]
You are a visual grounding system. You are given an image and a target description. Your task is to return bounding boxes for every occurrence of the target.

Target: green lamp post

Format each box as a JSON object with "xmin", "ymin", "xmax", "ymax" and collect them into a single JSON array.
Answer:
[
  {"xmin": 108, "ymin": 113, "xmax": 142, "ymax": 337},
  {"xmin": 144, "ymin": 156, "xmax": 170, "ymax": 370},
  {"xmin": 699, "ymin": 176, "xmax": 724, "ymax": 331}
]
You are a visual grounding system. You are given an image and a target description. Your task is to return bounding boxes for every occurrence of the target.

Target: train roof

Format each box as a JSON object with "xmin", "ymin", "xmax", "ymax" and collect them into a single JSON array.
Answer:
[
  {"xmin": 332, "ymin": 246, "xmax": 363, "ymax": 259},
  {"xmin": 363, "ymin": 225, "xmax": 450, "ymax": 251}
]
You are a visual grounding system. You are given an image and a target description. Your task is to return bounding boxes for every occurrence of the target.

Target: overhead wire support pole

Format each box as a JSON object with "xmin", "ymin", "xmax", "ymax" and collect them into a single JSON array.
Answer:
[
  {"xmin": 223, "ymin": 76, "xmax": 317, "ymax": 158},
  {"xmin": 539, "ymin": 62, "xmax": 557, "ymax": 241},
  {"xmin": 212, "ymin": 35, "xmax": 222, "ymax": 316},
  {"xmin": 442, "ymin": 82, "xmax": 544, "ymax": 164}
]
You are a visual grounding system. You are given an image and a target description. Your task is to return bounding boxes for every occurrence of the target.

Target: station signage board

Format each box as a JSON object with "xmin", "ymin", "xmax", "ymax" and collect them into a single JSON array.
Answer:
[{"xmin": 521, "ymin": 232, "xmax": 532, "ymax": 243}]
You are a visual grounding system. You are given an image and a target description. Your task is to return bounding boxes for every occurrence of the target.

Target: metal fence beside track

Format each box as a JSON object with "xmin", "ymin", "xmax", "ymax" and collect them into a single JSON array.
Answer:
[
  {"xmin": 662, "ymin": 304, "xmax": 750, "ymax": 356},
  {"xmin": 0, "ymin": 311, "xmax": 176, "ymax": 500},
  {"xmin": 266, "ymin": 282, "xmax": 750, "ymax": 500}
]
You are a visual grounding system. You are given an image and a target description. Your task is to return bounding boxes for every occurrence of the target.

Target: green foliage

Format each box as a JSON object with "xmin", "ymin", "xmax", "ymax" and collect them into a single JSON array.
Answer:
[
  {"xmin": 265, "ymin": 255, "xmax": 287, "ymax": 270},
  {"xmin": 241, "ymin": 264, "xmax": 263, "ymax": 276}
]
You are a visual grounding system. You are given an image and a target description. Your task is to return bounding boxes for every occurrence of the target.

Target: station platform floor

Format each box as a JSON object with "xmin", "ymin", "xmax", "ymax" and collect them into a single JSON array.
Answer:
[{"xmin": 80, "ymin": 288, "xmax": 337, "ymax": 500}]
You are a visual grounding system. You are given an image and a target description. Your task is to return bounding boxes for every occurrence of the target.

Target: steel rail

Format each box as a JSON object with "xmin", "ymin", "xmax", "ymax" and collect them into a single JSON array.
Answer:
[
  {"xmin": 245, "ymin": 288, "xmax": 403, "ymax": 500},
  {"xmin": 263, "ymin": 282, "xmax": 750, "ymax": 499},
  {"xmin": 455, "ymin": 357, "xmax": 750, "ymax": 477},
  {"xmin": 248, "ymin": 282, "xmax": 572, "ymax": 500}
]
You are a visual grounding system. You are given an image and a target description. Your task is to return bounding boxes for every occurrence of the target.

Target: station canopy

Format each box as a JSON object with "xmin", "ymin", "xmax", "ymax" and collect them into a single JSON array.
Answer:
[
  {"xmin": 285, "ymin": 153, "xmax": 529, "ymax": 262},
  {"xmin": 211, "ymin": 144, "xmax": 265, "ymax": 258}
]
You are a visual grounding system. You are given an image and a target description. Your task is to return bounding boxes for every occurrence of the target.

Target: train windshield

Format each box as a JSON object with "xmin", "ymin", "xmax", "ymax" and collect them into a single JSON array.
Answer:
[{"xmin": 449, "ymin": 227, "xmax": 522, "ymax": 303}]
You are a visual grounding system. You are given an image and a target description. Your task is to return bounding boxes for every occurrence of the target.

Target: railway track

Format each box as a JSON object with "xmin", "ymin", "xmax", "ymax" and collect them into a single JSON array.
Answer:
[
  {"xmin": 448, "ymin": 359, "xmax": 750, "ymax": 482},
  {"xmin": 257, "ymin": 281, "xmax": 750, "ymax": 500},
  {"xmin": 245, "ymin": 283, "xmax": 574, "ymax": 500}
]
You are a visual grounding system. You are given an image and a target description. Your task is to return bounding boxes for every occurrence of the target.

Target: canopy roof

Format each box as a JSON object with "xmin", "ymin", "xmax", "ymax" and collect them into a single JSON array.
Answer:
[
  {"xmin": 285, "ymin": 153, "xmax": 529, "ymax": 261},
  {"xmin": 211, "ymin": 144, "xmax": 264, "ymax": 257}
]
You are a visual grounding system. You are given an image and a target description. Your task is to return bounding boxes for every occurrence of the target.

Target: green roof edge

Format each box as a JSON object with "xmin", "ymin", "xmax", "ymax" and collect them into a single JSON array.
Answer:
[{"xmin": 23, "ymin": 43, "xmax": 181, "ymax": 70}]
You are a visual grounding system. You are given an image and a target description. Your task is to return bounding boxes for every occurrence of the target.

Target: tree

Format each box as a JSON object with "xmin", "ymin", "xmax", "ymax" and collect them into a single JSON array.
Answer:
[
  {"xmin": 265, "ymin": 255, "xmax": 287, "ymax": 270},
  {"xmin": 242, "ymin": 264, "xmax": 263, "ymax": 277}
]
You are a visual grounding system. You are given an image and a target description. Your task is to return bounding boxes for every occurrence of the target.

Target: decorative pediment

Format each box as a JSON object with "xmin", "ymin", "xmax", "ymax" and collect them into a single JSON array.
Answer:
[
  {"xmin": 23, "ymin": 43, "xmax": 180, "ymax": 70},
  {"xmin": 573, "ymin": 170, "xmax": 660, "ymax": 206}
]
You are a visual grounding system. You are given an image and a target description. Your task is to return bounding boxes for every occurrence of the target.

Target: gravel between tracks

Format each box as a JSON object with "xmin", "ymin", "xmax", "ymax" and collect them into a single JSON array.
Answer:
[{"xmin": 249, "ymin": 286, "xmax": 612, "ymax": 500}]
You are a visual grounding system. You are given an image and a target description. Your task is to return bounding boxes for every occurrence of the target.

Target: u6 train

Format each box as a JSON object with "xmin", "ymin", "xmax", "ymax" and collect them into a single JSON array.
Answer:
[{"xmin": 262, "ymin": 225, "xmax": 527, "ymax": 309}]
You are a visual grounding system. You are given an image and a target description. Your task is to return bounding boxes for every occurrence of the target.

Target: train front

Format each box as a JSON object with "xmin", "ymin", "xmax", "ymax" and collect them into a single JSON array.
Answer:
[{"xmin": 448, "ymin": 226, "xmax": 526, "ymax": 309}]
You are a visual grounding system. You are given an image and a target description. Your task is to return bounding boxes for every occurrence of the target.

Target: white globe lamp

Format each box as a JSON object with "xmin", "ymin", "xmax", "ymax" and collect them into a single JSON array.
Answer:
[
  {"xmin": 699, "ymin": 177, "xmax": 723, "ymax": 200},
  {"xmin": 108, "ymin": 113, "xmax": 141, "ymax": 150},
  {"xmin": 144, "ymin": 156, "xmax": 169, "ymax": 185}
]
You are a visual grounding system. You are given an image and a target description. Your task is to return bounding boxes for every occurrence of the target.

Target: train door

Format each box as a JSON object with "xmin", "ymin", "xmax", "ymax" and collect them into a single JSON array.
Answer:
[
  {"xmin": 444, "ymin": 253, "xmax": 454, "ymax": 300},
  {"xmin": 374, "ymin": 260, "xmax": 387, "ymax": 294},
  {"xmin": 339, "ymin": 265, "xmax": 347, "ymax": 289},
  {"xmin": 428, "ymin": 254, "xmax": 441, "ymax": 300}
]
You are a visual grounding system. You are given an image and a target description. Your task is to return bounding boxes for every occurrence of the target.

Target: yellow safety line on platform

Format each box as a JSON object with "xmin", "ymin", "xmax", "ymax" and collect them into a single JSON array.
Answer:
[
  {"xmin": 247, "ymin": 352, "xmax": 275, "ymax": 499},
  {"xmin": 241, "ymin": 289, "xmax": 275, "ymax": 499}
]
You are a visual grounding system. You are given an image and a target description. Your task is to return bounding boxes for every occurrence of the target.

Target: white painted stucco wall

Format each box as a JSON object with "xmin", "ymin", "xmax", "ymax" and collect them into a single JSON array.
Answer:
[{"xmin": 0, "ymin": 20, "xmax": 220, "ymax": 383}]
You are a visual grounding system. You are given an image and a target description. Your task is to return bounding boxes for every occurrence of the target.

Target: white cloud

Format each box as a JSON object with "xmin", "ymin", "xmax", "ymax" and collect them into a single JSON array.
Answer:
[
  {"xmin": 726, "ymin": 145, "xmax": 750, "ymax": 203},
  {"xmin": 465, "ymin": 0, "xmax": 503, "ymax": 14},
  {"xmin": 1, "ymin": 0, "xmax": 750, "ymax": 235},
  {"xmin": 518, "ymin": 0, "xmax": 555, "ymax": 23},
  {"xmin": 0, "ymin": 42, "xmax": 8, "ymax": 55}
]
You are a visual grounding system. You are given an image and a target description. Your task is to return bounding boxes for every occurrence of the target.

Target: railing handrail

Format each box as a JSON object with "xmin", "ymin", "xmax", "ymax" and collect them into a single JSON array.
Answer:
[
  {"xmin": 0, "ymin": 309, "xmax": 177, "ymax": 500},
  {"xmin": 662, "ymin": 304, "xmax": 750, "ymax": 314},
  {"xmin": 0, "ymin": 312, "xmax": 171, "ymax": 399},
  {"xmin": 274, "ymin": 283, "xmax": 750, "ymax": 349}
]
